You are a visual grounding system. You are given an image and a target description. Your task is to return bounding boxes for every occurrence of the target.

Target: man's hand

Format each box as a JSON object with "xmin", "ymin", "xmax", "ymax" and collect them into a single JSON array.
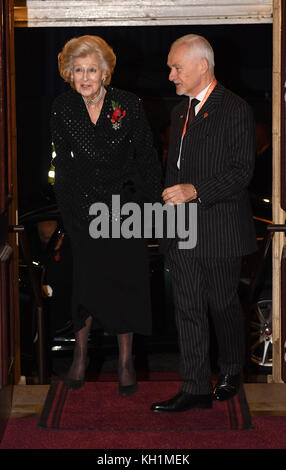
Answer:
[{"xmin": 162, "ymin": 184, "xmax": 197, "ymax": 205}]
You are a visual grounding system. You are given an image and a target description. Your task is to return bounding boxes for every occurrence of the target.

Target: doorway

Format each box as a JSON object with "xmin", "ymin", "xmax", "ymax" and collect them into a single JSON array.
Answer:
[{"xmin": 13, "ymin": 23, "xmax": 273, "ymax": 382}]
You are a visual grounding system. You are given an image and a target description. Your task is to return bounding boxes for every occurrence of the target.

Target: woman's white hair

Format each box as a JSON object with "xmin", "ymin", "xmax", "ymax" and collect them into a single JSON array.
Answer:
[
  {"xmin": 171, "ymin": 34, "xmax": 215, "ymax": 72},
  {"xmin": 58, "ymin": 35, "xmax": 116, "ymax": 86}
]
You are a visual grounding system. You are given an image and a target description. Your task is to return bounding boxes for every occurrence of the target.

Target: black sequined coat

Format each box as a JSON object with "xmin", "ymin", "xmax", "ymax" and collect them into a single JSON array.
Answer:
[
  {"xmin": 51, "ymin": 86, "xmax": 162, "ymax": 235},
  {"xmin": 50, "ymin": 86, "xmax": 162, "ymax": 335}
]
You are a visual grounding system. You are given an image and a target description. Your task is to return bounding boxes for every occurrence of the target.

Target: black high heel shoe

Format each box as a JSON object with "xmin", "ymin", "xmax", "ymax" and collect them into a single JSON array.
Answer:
[
  {"xmin": 118, "ymin": 363, "xmax": 138, "ymax": 396},
  {"xmin": 118, "ymin": 382, "xmax": 138, "ymax": 396},
  {"xmin": 65, "ymin": 377, "xmax": 85, "ymax": 391},
  {"xmin": 64, "ymin": 356, "xmax": 90, "ymax": 391}
]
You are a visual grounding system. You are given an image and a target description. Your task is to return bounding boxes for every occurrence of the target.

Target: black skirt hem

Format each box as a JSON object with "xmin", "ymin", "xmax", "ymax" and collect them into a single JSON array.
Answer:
[{"xmin": 72, "ymin": 302, "xmax": 152, "ymax": 336}]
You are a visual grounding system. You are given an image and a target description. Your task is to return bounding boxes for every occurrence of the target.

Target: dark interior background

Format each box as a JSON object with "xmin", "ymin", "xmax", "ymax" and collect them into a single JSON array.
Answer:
[{"xmin": 15, "ymin": 23, "xmax": 272, "ymax": 215}]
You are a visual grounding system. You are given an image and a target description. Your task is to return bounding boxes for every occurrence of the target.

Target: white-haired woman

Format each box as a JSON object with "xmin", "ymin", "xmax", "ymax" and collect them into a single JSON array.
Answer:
[{"xmin": 51, "ymin": 35, "xmax": 161, "ymax": 395}]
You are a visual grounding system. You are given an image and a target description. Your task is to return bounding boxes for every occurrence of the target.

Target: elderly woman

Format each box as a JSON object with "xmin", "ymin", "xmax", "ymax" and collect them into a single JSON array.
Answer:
[{"xmin": 51, "ymin": 35, "xmax": 161, "ymax": 394}]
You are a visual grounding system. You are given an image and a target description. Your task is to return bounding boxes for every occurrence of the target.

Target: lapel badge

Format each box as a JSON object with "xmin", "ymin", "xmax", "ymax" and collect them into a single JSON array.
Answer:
[{"xmin": 203, "ymin": 113, "xmax": 208, "ymax": 118}]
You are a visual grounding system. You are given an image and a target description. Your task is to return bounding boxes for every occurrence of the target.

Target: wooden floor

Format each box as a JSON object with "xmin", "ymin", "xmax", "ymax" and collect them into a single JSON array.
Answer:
[{"xmin": 10, "ymin": 382, "xmax": 286, "ymax": 419}]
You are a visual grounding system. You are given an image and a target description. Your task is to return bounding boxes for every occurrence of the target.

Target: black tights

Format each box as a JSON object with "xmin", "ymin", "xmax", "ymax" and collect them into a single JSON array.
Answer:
[
  {"xmin": 117, "ymin": 331, "xmax": 136, "ymax": 387},
  {"xmin": 67, "ymin": 315, "xmax": 136, "ymax": 386},
  {"xmin": 67, "ymin": 315, "xmax": 92, "ymax": 382}
]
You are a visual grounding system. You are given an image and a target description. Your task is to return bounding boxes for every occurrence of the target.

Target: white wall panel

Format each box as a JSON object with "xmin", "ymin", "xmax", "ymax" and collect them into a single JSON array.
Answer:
[{"xmin": 14, "ymin": 0, "xmax": 273, "ymax": 27}]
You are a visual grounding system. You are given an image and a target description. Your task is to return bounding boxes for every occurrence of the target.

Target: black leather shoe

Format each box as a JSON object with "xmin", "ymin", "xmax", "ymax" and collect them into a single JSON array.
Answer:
[
  {"xmin": 212, "ymin": 374, "xmax": 241, "ymax": 401},
  {"xmin": 151, "ymin": 392, "xmax": 212, "ymax": 413}
]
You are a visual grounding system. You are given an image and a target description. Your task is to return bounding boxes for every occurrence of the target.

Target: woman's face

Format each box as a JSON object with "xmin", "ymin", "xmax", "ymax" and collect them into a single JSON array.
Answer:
[{"xmin": 71, "ymin": 53, "xmax": 107, "ymax": 100}]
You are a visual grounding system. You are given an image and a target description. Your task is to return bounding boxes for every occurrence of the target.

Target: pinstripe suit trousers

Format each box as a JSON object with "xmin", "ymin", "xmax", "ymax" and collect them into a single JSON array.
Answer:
[{"xmin": 167, "ymin": 248, "xmax": 245, "ymax": 395}]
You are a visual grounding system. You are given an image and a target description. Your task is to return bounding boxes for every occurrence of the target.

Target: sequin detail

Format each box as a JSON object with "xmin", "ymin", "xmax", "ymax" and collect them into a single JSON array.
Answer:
[{"xmin": 50, "ymin": 86, "xmax": 162, "ymax": 234}]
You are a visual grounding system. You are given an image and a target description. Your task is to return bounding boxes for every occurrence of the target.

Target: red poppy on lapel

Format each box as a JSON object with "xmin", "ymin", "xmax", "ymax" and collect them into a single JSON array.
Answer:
[{"xmin": 204, "ymin": 113, "xmax": 208, "ymax": 118}]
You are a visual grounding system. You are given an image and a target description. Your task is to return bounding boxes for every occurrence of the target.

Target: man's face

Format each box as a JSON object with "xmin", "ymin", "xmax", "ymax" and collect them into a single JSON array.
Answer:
[{"xmin": 167, "ymin": 44, "xmax": 204, "ymax": 97}]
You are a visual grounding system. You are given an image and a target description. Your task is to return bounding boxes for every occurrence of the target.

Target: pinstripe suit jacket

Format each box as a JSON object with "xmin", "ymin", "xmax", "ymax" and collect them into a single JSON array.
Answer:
[{"xmin": 162, "ymin": 82, "xmax": 257, "ymax": 257}]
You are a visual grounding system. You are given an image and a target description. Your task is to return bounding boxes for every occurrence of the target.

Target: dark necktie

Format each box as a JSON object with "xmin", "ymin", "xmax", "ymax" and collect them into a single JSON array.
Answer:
[{"xmin": 186, "ymin": 98, "xmax": 200, "ymax": 131}]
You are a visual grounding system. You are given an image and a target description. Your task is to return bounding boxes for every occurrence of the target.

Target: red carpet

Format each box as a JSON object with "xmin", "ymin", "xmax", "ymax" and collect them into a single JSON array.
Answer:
[
  {"xmin": 1, "ymin": 416, "xmax": 286, "ymax": 450},
  {"xmin": 1, "ymin": 375, "xmax": 286, "ymax": 451},
  {"xmin": 38, "ymin": 380, "xmax": 252, "ymax": 431}
]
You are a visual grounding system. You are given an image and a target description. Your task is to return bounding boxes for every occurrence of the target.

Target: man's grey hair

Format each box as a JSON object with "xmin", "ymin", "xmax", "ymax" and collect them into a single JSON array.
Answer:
[{"xmin": 171, "ymin": 34, "xmax": 215, "ymax": 72}]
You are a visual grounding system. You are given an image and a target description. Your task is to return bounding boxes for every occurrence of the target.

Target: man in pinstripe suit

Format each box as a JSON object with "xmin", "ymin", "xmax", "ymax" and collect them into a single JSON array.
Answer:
[{"xmin": 151, "ymin": 34, "xmax": 257, "ymax": 413}]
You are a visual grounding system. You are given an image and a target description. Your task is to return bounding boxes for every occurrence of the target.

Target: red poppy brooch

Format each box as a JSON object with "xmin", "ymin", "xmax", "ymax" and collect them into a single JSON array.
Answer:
[{"xmin": 107, "ymin": 100, "xmax": 126, "ymax": 130}]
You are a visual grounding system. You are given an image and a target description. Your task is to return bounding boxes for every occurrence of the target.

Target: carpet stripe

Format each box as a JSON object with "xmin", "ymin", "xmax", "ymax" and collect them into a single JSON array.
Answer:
[
  {"xmin": 38, "ymin": 380, "xmax": 252, "ymax": 432},
  {"xmin": 237, "ymin": 383, "xmax": 253, "ymax": 430},
  {"xmin": 38, "ymin": 382, "xmax": 68, "ymax": 429},
  {"xmin": 38, "ymin": 382, "xmax": 59, "ymax": 429},
  {"xmin": 227, "ymin": 398, "xmax": 238, "ymax": 430},
  {"xmin": 52, "ymin": 382, "xmax": 68, "ymax": 429}
]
